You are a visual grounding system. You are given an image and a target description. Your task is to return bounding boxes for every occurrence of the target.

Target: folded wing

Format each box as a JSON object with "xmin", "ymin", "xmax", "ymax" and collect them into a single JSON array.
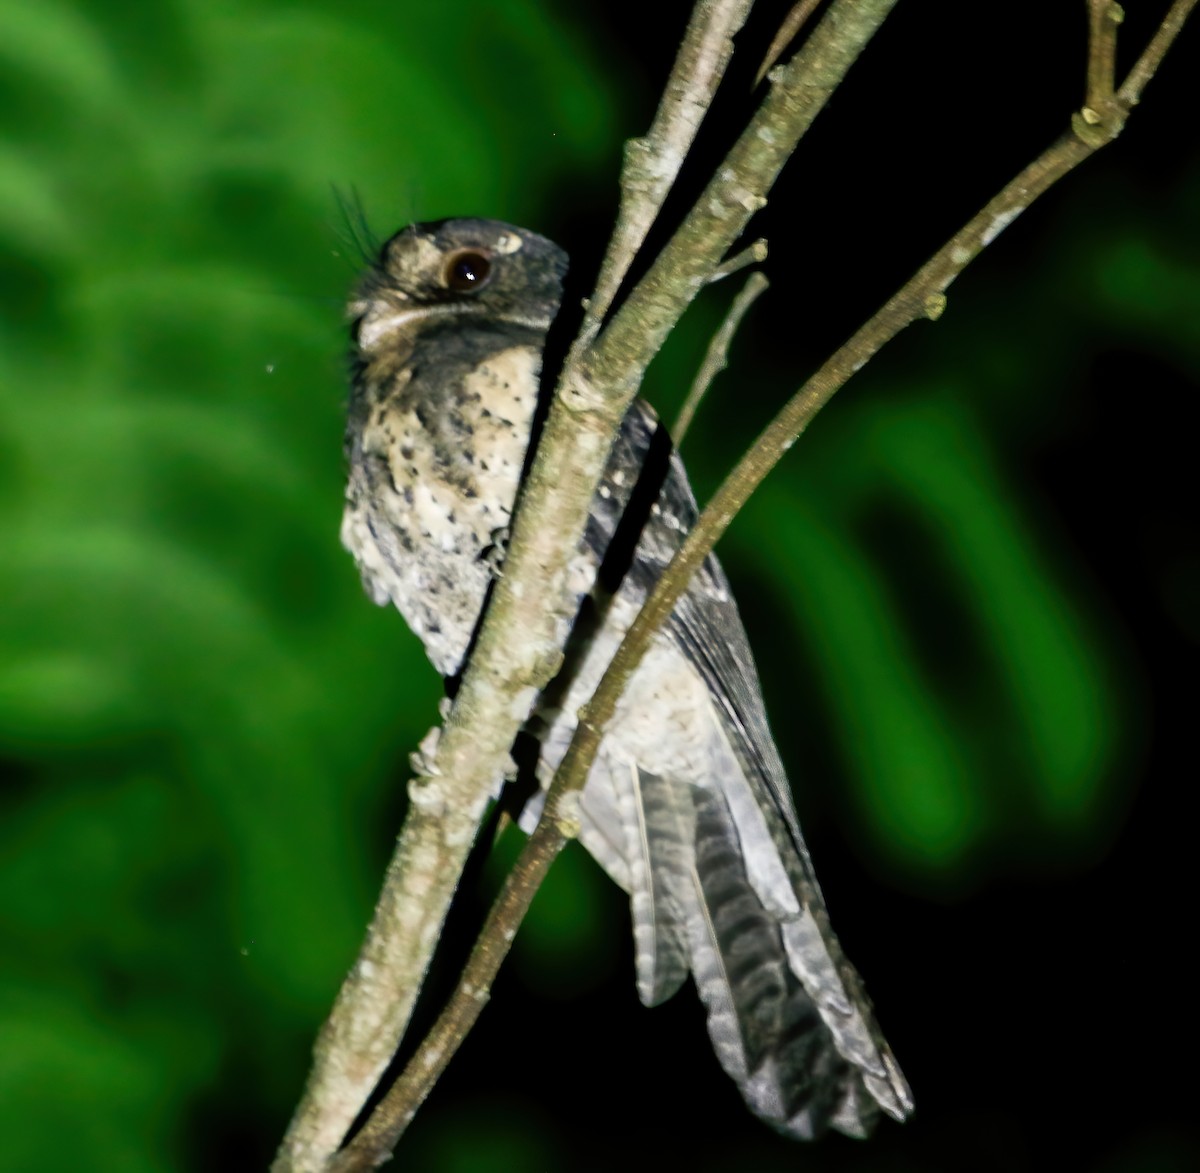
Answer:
[{"xmin": 568, "ymin": 401, "xmax": 912, "ymax": 1138}]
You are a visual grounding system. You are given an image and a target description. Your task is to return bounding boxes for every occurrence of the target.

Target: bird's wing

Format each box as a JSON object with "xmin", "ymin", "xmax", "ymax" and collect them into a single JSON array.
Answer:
[{"xmin": 578, "ymin": 399, "xmax": 912, "ymax": 1136}]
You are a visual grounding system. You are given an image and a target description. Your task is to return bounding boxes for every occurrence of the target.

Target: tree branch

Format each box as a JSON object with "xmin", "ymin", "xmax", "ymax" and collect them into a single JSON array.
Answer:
[
  {"xmin": 276, "ymin": 0, "xmax": 1195, "ymax": 1165},
  {"xmin": 1119, "ymin": 0, "xmax": 1196, "ymax": 103},
  {"xmin": 587, "ymin": 0, "xmax": 903, "ymax": 400},
  {"xmin": 270, "ymin": 730, "xmax": 489, "ymax": 1171},
  {"xmin": 756, "ymin": 0, "xmax": 824, "ymax": 86},
  {"xmin": 708, "ymin": 235, "xmax": 768, "ymax": 283},
  {"xmin": 577, "ymin": 0, "xmax": 756, "ymax": 348},
  {"xmin": 1086, "ymin": 0, "xmax": 1122, "ymax": 112},
  {"xmin": 674, "ymin": 270, "xmax": 769, "ymax": 444},
  {"xmin": 326, "ymin": 3, "xmax": 1195, "ymax": 1165}
]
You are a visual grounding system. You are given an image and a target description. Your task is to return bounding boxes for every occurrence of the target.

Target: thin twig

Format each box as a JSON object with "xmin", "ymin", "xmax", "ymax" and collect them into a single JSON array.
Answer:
[
  {"xmin": 586, "ymin": 0, "xmax": 903, "ymax": 402},
  {"xmin": 328, "ymin": 808, "xmax": 574, "ymax": 1172},
  {"xmin": 674, "ymin": 271, "xmax": 769, "ymax": 445},
  {"xmin": 1086, "ymin": 1, "xmax": 1122, "ymax": 111},
  {"xmin": 578, "ymin": 0, "xmax": 756, "ymax": 349},
  {"xmin": 329, "ymin": 4, "xmax": 1195, "ymax": 1164},
  {"xmin": 708, "ymin": 236, "xmax": 768, "ymax": 283},
  {"xmin": 1118, "ymin": 0, "xmax": 1196, "ymax": 104},
  {"xmin": 755, "ymin": 0, "xmax": 824, "ymax": 86}
]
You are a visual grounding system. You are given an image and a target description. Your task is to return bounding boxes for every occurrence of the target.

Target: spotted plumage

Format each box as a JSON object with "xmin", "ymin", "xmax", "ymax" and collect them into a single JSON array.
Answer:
[{"xmin": 341, "ymin": 218, "xmax": 912, "ymax": 1139}]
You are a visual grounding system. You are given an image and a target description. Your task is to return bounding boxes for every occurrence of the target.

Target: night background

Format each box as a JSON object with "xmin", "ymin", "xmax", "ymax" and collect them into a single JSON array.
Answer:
[{"xmin": 1, "ymin": 1, "xmax": 1196, "ymax": 1169}]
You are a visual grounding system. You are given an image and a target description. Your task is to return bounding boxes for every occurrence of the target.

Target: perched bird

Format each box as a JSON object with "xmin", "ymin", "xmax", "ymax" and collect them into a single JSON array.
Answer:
[{"xmin": 341, "ymin": 217, "xmax": 912, "ymax": 1139}]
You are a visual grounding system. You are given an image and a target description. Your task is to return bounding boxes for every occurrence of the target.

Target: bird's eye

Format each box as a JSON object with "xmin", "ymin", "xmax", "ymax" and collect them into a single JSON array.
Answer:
[{"xmin": 444, "ymin": 250, "xmax": 493, "ymax": 292}]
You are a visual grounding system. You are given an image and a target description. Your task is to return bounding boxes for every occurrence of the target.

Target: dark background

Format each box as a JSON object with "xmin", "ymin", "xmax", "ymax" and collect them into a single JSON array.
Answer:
[{"xmin": 1, "ymin": 1, "xmax": 1196, "ymax": 1169}]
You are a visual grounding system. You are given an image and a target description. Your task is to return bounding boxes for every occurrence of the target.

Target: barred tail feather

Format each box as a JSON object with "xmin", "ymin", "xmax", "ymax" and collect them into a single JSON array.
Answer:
[
  {"xmin": 611, "ymin": 761, "xmax": 690, "ymax": 1007},
  {"xmin": 575, "ymin": 751, "xmax": 911, "ymax": 1137},
  {"xmin": 691, "ymin": 786, "xmax": 868, "ymax": 1138}
]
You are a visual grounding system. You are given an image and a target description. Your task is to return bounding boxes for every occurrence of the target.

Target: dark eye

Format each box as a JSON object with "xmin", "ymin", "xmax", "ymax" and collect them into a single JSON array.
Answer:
[{"xmin": 444, "ymin": 250, "xmax": 493, "ymax": 292}]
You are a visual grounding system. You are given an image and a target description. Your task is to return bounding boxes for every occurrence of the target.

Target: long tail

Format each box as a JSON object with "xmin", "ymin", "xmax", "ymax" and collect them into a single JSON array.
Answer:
[
  {"xmin": 562, "ymin": 399, "xmax": 912, "ymax": 1137},
  {"xmin": 594, "ymin": 758, "xmax": 912, "ymax": 1139}
]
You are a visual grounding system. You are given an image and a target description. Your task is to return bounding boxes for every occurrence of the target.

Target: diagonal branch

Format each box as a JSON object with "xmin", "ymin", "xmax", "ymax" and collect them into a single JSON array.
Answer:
[
  {"xmin": 1118, "ymin": 0, "xmax": 1196, "ymax": 103},
  {"xmin": 577, "ymin": 0, "xmax": 756, "ymax": 348},
  {"xmin": 674, "ymin": 270, "xmax": 769, "ymax": 444},
  {"xmin": 586, "ymin": 0, "xmax": 903, "ymax": 402},
  {"xmin": 708, "ymin": 235, "xmax": 768, "ymax": 284},
  {"xmin": 756, "ymin": 0, "xmax": 825, "ymax": 86},
  {"xmin": 1086, "ymin": 0, "xmax": 1122, "ymax": 111},
  {"xmin": 326, "ymin": 2, "xmax": 1195, "ymax": 1166}
]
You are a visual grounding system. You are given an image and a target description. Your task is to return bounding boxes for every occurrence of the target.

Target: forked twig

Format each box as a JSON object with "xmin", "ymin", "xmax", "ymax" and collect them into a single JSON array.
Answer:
[
  {"xmin": 709, "ymin": 236, "xmax": 769, "ymax": 283},
  {"xmin": 578, "ymin": 0, "xmax": 756, "ymax": 347}
]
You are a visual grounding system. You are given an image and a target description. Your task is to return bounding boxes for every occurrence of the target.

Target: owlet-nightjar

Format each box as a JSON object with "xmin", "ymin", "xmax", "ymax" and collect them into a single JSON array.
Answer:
[{"xmin": 341, "ymin": 217, "xmax": 913, "ymax": 1140}]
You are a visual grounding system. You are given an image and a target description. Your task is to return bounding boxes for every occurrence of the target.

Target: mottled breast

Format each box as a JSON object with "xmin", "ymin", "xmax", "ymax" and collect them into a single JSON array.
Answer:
[
  {"xmin": 339, "ymin": 217, "xmax": 568, "ymax": 676},
  {"xmin": 342, "ymin": 329, "xmax": 544, "ymax": 676}
]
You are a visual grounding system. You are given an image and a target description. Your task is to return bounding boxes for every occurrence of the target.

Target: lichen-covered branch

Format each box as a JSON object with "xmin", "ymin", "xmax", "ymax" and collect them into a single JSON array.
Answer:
[
  {"xmin": 578, "ymin": 0, "xmax": 756, "ymax": 347},
  {"xmin": 583, "ymin": 0, "xmax": 901, "ymax": 408},
  {"xmin": 326, "ymin": 3, "xmax": 1195, "ymax": 1166}
]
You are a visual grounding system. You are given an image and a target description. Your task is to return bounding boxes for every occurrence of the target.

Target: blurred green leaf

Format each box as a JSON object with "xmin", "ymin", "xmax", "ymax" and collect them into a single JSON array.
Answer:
[{"xmin": 0, "ymin": 0, "xmax": 614, "ymax": 1165}]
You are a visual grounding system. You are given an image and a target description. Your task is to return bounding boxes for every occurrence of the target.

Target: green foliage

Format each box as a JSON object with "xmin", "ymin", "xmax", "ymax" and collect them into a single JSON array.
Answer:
[{"xmin": 0, "ymin": 0, "xmax": 614, "ymax": 1165}]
